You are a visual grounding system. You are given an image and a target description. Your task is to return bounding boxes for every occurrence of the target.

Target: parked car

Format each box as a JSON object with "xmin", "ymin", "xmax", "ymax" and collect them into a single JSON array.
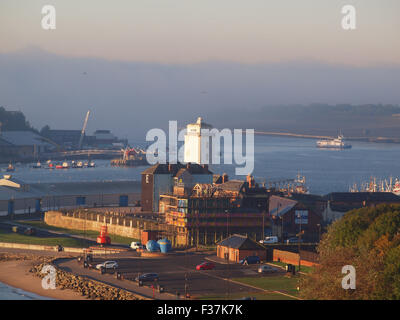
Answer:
[
  {"xmin": 258, "ymin": 265, "xmax": 277, "ymax": 273},
  {"xmin": 196, "ymin": 262, "xmax": 215, "ymax": 270},
  {"xmin": 130, "ymin": 242, "xmax": 144, "ymax": 250},
  {"xmin": 239, "ymin": 256, "xmax": 260, "ymax": 265},
  {"xmin": 286, "ymin": 237, "xmax": 303, "ymax": 244},
  {"xmin": 135, "ymin": 273, "xmax": 159, "ymax": 282},
  {"xmin": 95, "ymin": 261, "xmax": 118, "ymax": 270},
  {"xmin": 259, "ymin": 236, "xmax": 278, "ymax": 244}
]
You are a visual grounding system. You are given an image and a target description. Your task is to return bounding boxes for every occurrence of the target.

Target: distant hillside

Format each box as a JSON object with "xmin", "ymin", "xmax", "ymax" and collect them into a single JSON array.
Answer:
[
  {"xmin": 211, "ymin": 104, "xmax": 400, "ymax": 138},
  {"xmin": 0, "ymin": 106, "xmax": 36, "ymax": 132}
]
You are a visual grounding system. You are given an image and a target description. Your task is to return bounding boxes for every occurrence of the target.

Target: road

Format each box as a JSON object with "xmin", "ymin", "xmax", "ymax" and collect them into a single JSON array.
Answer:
[{"xmin": 55, "ymin": 252, "xmax": 280, "ymax": 299}]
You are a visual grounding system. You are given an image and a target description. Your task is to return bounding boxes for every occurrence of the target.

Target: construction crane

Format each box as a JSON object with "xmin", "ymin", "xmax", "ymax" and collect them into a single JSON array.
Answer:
[{"xmin": 78, "ymin": 110, "xmax": 90, "ymax": 149}]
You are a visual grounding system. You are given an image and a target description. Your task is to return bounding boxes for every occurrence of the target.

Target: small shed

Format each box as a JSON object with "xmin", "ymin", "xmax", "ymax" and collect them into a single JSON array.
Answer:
[{"xmin": 216, "ymin": 234, "xmax": 266, "ymax": 263}]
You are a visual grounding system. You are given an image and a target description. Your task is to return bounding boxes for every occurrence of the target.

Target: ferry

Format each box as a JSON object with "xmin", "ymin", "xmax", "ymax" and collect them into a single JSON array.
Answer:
[{"xmin": 316, "ymin": 134, "xmax": 351, "ymax": 149}]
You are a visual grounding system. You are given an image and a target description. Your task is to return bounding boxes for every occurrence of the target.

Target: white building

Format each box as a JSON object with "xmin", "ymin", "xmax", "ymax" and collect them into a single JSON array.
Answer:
[{"xmin": 184, "ymin": 117, "xmax": 213, "ymax": 164}]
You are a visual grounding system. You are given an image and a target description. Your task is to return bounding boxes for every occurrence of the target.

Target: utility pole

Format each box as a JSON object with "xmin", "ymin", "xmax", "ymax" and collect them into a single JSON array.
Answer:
[{"xmin": 224, "ymin": 209, "xmax": 230, "ymax": 300}]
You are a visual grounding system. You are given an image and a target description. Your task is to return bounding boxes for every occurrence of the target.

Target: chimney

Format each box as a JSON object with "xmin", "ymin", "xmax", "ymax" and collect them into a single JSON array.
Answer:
[{"xmin": 247, "ymin": 174, "xmax": 255, "ymax": 188}]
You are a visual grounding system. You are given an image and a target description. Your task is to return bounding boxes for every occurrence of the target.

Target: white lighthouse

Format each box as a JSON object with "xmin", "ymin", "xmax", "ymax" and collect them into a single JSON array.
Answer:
[{"xmin": 184, "ymin": 117, "xmax": 213, "ymax": 164}]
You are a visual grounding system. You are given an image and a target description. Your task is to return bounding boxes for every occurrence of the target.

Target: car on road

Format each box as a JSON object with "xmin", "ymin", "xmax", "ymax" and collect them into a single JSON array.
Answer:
[
  {"xmin": 135, "ymin": 273, "xmax": 159, "ymax": 282},
  {"xmin": 196, "ymin": 262, "xmax": 215, "ymax": 270},
  {"xmin": 130, "ymin": 241, "xmax": 145, "ymax": 250},
  {"xmin": 95, "ymin": 261, "xmax": 118, "ymax": 270},
  {"xmin": 259, "ymin": 236, "xmax": 278, "ymax": 244},
  {"xmin": 239, "ymin": 256, "xmax": 260, "ymax": 265},
  {"xmin": 258, "ymin": 265, "xmax": 277, "ymax": 273},
  {"xmin": 285, "ymin": 237, "xmax": 303, "ymax": 244}
]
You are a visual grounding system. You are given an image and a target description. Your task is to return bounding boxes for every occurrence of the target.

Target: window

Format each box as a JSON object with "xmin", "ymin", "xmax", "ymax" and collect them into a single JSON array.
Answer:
[{"xmin": 146, "ymin": 174, "xmax": 150, "ymax": 184}]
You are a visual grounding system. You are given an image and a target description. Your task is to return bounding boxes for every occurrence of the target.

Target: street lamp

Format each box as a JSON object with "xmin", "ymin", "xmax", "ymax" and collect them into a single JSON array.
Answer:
[{"xmin": 224, "ymin": 209, "xmax": 230, "ymax": 300}]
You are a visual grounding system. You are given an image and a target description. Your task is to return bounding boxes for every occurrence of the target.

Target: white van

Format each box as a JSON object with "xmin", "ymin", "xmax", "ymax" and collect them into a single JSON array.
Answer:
[
  {"xmin": 259, "ymin": 236, "xmax": 278, "ymax": 244},
  {"xmin": 130, "ymin": 242, "xmax": 143, "ymax": 250}
]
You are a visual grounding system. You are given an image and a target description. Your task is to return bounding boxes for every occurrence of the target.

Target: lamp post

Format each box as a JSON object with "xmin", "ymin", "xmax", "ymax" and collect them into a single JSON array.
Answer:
[
  {"xmin": 258, "ymin": 203, "xmax": 265, "ymax": 241},
  {"xmin": 224, "ymin": 209, "xmax": 230, "ymax": 300}
]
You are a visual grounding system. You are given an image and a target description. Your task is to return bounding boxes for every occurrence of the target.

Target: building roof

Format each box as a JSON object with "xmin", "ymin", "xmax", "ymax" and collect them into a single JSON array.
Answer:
[
  {"xmin": 324, "ymin": 192, "xmax": 400, "ymax": 203},
  {"xmin": 1, "ymin": 131, "xmax": 52, "ymax": 147},
  {"xmin": 269, "ymin": 195, "xmax": 298, "ymax": 217},
  {"xmin": 218, "ymin": 180, "xmax": 245, "ymax": 193},
  {"xmin": 141, "ymin": 163, "xmax": 212, "ymax": 175},
  {"xmin": 217, "ymin": 234, "xmax": 265, "ymax": 250}
]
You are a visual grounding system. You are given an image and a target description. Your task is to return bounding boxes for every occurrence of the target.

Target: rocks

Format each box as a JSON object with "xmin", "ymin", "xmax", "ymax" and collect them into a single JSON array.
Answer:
[{"xmin": 30, "ymin": 261, "xmax": 140, "ymax": 300}]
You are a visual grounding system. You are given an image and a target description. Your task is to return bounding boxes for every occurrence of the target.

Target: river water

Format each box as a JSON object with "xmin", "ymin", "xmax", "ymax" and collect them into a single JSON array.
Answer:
[{"xmin": 2, "ymin": 136, "xmax": 400, "ymax": 195}]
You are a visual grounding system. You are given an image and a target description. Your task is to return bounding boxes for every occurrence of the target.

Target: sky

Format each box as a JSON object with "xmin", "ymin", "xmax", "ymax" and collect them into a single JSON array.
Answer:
[
  {"xmin": 1, "ymin": 0, "xmax": 399, "ymax": 66},
  {"xmin": 0, "ymin": 1, "xmax": 399, "ymax": 140}
]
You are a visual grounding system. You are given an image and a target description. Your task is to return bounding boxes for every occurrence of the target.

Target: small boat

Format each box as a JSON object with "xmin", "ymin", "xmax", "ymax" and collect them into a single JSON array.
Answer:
[
  {"xmin": 76, "ymin": 161, "xmax": 83, "ymax": 168},
  {"xmin": 88, "ymin": 161, "xmax": 95, "ymax": 168},
  {"xmin": 6, "ymin": 163, "xmax": 15, "ymax": 172},
  {"xmin": 62, "ymin": 161, "xmax": 69, "ymax": 169},
  {"xmin": 32, "ymin": 161, "xmax": 42, "ymax": 169}
]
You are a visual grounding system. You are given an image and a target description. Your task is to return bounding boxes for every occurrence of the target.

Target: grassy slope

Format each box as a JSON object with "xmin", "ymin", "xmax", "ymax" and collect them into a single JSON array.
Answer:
[
  {"xmin": 18, "ymin": 220, "xmax": 140, "ymax": 245},
  {"xmin": 0, "ymin": 229, "xmax": 92, "ymax": 247}
]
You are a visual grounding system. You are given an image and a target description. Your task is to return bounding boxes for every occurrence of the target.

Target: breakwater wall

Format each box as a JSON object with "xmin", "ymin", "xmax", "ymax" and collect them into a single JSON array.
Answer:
[{"xmin": 45, "ymin": 210, "xmax": 161, "ymax": 243}]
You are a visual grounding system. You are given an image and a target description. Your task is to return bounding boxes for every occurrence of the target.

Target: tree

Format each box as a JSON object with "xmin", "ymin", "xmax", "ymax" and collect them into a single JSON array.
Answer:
[{"xmin": 300, "ymin": 204, "xmax": 400, "ymax": 299}]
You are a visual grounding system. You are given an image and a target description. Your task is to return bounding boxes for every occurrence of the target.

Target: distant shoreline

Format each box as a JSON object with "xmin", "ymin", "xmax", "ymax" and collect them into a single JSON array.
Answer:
[{"xmin": 255, "ymin": 131, "xmax": 400, "ymax": 144}]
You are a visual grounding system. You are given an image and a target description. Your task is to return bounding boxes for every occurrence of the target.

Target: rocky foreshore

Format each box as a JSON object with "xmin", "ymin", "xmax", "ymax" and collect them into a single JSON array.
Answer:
[{"xmin": 30, "ymin": 261, "xmax": 143, "ymax": 300}]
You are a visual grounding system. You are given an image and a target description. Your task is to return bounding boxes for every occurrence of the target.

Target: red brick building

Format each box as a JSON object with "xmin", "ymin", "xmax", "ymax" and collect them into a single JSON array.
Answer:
[
  {"xmin": 216, "ymin": 234, "xmax": 267, "ymax": 263},
  {"xmin": 269, "ymin": 195, "xmax": 323, "ymax": 242}
]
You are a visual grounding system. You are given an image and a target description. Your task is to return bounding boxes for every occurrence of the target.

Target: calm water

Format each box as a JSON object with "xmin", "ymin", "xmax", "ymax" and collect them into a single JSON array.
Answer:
[
  {"xmin": 2, "ymin": 136, "xmax": 400, "ymax": 195},
  {"xmin": 0, "ymin": 282, "xmax": 50, "ymax": 300}
]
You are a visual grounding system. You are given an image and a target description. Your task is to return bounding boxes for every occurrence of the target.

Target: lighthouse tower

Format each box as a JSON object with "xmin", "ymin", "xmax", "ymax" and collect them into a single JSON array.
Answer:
[{"xmin": 184, "ymin": 117, "xmax": 213, "ymax": 164}]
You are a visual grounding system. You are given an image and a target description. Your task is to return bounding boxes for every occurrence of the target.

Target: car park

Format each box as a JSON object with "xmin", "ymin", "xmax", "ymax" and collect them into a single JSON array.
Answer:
[{"xmin": 196, "ymin": 262, "xmax": 215, "ymax": 270}]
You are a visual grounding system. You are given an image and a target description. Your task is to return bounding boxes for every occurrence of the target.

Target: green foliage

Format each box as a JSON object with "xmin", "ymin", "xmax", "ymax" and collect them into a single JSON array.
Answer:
[{"xmin": 301, "ymin": 204, "xmax": 400, "ymax": 300}]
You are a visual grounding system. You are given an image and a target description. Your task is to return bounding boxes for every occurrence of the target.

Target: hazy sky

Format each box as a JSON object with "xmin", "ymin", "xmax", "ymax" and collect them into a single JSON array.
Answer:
[
  {"xmin": 1, "ymin": 0, "xmax": 399, "ymax": 65},
  {"xmin": 1, "ymin": 1, "xmax": 400, "ymax": 140}
]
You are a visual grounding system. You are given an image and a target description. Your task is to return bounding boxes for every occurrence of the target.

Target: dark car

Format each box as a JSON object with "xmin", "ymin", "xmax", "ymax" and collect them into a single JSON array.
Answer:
[
  {"xmin": 239, "ymin": 256, "xmax": 260, "ymax": 265},
  {"xmin": 285, "ymin": 237, "xmax": 303, "ymax": 244},
  {"xmin": 135, "ymin": 273, "xmax": 159, "ymax": 282}
]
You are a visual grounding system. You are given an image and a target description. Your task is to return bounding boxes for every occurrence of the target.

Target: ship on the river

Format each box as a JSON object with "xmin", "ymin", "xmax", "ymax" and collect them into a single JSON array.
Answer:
[{"xmin": 316, "ymin": 134, "xmax": 352, "ymax": 149}]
